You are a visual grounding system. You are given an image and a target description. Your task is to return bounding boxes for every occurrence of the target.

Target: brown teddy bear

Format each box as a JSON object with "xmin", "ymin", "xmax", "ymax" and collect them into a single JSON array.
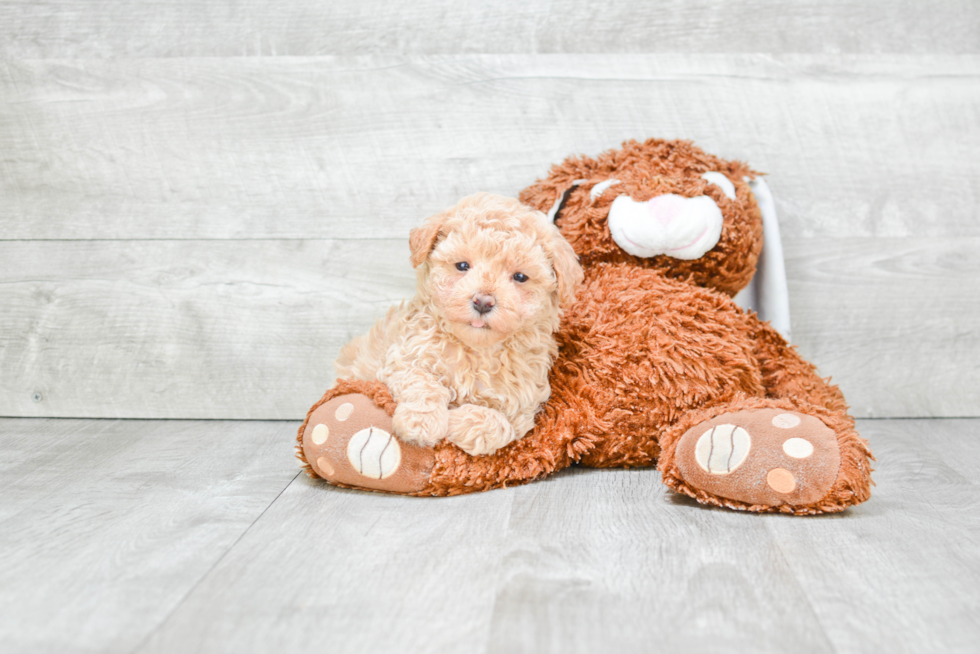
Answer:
[{"xmin": 296, "ymin": 138, "xmax": 874, "ymax": 515}]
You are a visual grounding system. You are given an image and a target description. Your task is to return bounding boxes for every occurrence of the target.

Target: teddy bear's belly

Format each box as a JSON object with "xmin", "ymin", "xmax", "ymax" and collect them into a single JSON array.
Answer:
[{"xmin": 555, "ymin": 266, "xmax": 765, "ymax": 467}]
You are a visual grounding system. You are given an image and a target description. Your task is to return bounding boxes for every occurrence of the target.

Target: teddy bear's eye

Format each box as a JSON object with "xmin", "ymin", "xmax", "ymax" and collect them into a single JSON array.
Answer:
[
  {"xmin": 513, "ymin": 272, "xmax": 528, "ymax": 283},
  {"xmin": 455, "ymin": 262, "xmax": 470, "ymax": 272}
]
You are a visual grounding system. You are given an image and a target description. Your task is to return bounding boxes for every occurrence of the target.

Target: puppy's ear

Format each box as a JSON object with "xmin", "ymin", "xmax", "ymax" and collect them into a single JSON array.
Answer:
[
  {"xmin": 409, "ymin": 210, "xmax": 448, "ymax": 268},
  {"xmin": 543, "ymin": 225, "xmax": 585, "ymax": 309}
]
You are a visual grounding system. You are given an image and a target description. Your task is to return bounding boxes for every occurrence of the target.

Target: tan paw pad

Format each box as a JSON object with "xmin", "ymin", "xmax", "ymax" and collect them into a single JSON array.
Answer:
[
  {"xmin": 301, "ymin": 393, "xmax": 435, "ymax": 494},
  {"xmin": 674, "ymin": 408, "xmax": 841, "ymax": 508}
]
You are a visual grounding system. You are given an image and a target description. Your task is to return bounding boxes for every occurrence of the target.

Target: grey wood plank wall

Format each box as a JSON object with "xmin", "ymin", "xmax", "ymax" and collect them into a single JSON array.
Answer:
[
  {"xmin": 2, "ymin": 1, "xmax": 978, "ymax": 57},
  {"xmin": 1, "ymin": 5, "xmax": 978, "ymax": 420}
]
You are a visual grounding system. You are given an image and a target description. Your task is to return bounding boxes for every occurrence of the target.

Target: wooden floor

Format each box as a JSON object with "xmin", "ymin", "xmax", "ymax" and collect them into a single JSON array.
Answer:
[{"xmin": 1, "ymin": 416, "xmax": 977, "ymax": 653}]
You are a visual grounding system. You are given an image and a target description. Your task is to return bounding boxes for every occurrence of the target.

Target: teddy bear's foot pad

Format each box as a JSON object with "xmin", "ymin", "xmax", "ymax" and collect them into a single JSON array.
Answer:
[
  {"xmin": 674, "ymin": 408, "xmax": 841, "ymax": 507},
  {"xmin": 302, "ymin": 394, "xmax": 434, "ymax": 493}
]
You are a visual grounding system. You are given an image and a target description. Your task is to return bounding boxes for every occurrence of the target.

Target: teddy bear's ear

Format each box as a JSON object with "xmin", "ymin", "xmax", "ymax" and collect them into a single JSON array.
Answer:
[
  {"xmin": 408, "ymin": 210, "xmax": 448, "ymax": 268},
  {"xmin": 543, "ymin": 225, "xmax": 585, "ymax": 309}
]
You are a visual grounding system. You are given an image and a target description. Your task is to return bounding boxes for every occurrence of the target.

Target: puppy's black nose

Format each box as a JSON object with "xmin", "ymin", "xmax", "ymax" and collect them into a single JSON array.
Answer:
[{"xmin": 472, "ymin": 293, "xmax": 496, "ymax": 315}]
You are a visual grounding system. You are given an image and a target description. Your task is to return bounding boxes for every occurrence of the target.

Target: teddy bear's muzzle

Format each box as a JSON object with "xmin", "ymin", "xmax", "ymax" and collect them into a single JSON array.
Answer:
[{"xmin": 607, "ymin": 193, "xmax": 724, "ymax": 260}]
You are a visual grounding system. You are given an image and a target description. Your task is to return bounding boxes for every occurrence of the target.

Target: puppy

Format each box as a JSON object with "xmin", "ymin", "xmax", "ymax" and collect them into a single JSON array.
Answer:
[{"xmin": 335, "ymin": 193, "xmax": 583, "ymax": 455}]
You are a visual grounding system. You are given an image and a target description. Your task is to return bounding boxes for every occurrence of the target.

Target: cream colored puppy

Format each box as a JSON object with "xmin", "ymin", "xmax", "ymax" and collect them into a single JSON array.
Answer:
[{"xmin": 335, "ymin": 193, "xmax": 583, "ymax": 456}]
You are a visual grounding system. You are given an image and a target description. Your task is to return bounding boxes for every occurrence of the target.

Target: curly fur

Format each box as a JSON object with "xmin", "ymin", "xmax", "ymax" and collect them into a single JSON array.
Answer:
[
  {"xmin": 301, "ymin": 138, "xmax": 875, "ymax": 515},
  {"xmin": 519, "ymin": 138, "xmax": 763, "ymax": 296},
  {"xmin": 334, "ymin": 192, "xmax": 583, "ymax": 455},
  {"xmin": 418, "ymin": 139, "xmax": 875, "ymax": 513}
]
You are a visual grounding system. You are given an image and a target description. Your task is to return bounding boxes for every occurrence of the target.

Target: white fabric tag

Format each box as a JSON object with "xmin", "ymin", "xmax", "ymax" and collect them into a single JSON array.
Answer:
[{"xmin": 733, "ymin": 177, "xmax": 792, "ymax": 341}]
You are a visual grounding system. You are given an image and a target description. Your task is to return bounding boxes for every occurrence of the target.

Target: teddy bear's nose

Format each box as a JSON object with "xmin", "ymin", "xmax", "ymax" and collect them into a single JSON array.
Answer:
[{"xmin": 472, "ymin": 293, "xmax": 496, "ymax": 315}]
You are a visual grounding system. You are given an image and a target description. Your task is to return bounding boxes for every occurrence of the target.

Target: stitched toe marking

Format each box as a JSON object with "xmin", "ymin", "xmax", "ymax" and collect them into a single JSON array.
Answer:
[
  {"xmin": 335, "ymin": 402, "xmax": 354, "ymax": 421},
  {"xmin": 772, "ymin": 413, "xmax": 801, "ymax": 429},
  {"xmin": 767, "ymin": 468, "xmax": 796, "ymax": 493},
  {"xmin": 694, "ymin": 424, "xmax": 751, "ymax": 475},
  {"xmin": 347, "ymin": 428, "xmax": 402, "ymax": 479},
  {"xmin": 311, "ymin": 423, "xmax": 329, "ymax": 445},
  {"xmin": 782, "ymin": 437, "xmax": 814, "ymax": 459},
  {"xmin": 316, "ymin": 456, "xmax": 335, "ymax": 477}
]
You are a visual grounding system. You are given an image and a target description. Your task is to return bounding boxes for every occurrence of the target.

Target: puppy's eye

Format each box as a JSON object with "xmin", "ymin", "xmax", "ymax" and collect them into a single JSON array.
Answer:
[
  {"xmin": 455, "ymin": 262, "xmax": 470, "ymax": 272},
  {"xmin": 513, "ymin": 272, "xmax": 528, "ymax": 283}
]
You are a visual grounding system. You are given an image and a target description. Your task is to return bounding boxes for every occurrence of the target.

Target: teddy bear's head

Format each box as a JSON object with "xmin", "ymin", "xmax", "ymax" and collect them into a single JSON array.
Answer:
[{"xmin": 519, "ymin": 139, "xmax": 764, "ymax": 296}]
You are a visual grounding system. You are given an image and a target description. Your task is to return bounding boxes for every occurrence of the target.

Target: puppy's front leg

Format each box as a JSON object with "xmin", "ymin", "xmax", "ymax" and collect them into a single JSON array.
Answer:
[
  {"xmin": 447, "ymin": 404, "xmax": 533, "ymax": 456},
  {"xmin": 386, "ymin": 371, "xmax": 451, "ymax": 448}
]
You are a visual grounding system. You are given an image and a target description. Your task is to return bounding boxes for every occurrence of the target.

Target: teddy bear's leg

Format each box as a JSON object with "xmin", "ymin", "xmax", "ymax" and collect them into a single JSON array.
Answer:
[
  {"xmin": 749, "ymin": 319, "xmax": 852, "ymax": 416},
  {"xmin": 298, "ymin": 379, "xmax": 580, "ymax": 496},
  {"xmin": 658, "ymin": 396, "xmax": 873, "ymax": 514},
  {"xmin": 297, "ymin": 379, "xmax": 436, "ymax": 494}
]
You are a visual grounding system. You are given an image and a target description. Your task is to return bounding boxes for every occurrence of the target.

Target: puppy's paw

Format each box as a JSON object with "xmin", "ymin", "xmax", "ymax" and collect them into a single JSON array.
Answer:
[
  {"xmin": 392, "ymin": 403, "xmax": 450, "ymax": 448},
  {"xmin": 447, "ymin": 405, "xmax": 517, "ymax": 456}
]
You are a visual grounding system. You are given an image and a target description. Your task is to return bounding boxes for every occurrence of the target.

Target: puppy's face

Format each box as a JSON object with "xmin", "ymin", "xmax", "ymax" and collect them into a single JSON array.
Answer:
[
  {"xmin": 410, "ymin": 193, "xmax": 583, "ymax": 349},
  {"xmin": 426, "ymin": 220, "xmax": 555, "ymax": 348}
]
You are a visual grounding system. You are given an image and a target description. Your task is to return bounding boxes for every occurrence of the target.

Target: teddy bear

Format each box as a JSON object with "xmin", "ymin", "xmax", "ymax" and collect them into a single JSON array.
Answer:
[{"xmin": 296, "ymin": 138, "xmax": 874, "ymax": 515}]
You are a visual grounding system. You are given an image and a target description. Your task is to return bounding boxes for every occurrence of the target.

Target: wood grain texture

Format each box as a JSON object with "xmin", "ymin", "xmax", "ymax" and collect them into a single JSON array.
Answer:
[
  {"xmin": 1, "ymin": 1, "xmax": 978, "ymax": 58},
  {"xmin": 786, "ymin": 237, "xmax": 980, "ymax": 419},
  {"xmin": 483, "ymin": 469, "xmax": 834, "ymax": 653},
  {"xmin": 138, "ymin": 469, "xmax": 516, "ymax": 654},
  {"xmin": 2, "ymin": 55, "xmax": 978, "ymax": 241},
  {"xmin": 0, "ymin": 418, "xmax": 298, "ymax": 654},
  {"xmin": 765, "ymin": 419, "xmax": 980, "ymax": 653},
  {"xmin": 480, "ymin": 418, "xmax": 980, "ymax": 653},
  {"xmin": 2, "ymin": 236, "xmax": 975, "ymax": 419},
  {"xmin": 16, "ymin": 417, "xmax": 953, "ymax": 654},
  {"xmin": 0, "ymin": 239, "xmax": 416, "ymax": 419},
  {"xmin": 2, "ymin": 54, "xmax": 977, "ymax": 418}
]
